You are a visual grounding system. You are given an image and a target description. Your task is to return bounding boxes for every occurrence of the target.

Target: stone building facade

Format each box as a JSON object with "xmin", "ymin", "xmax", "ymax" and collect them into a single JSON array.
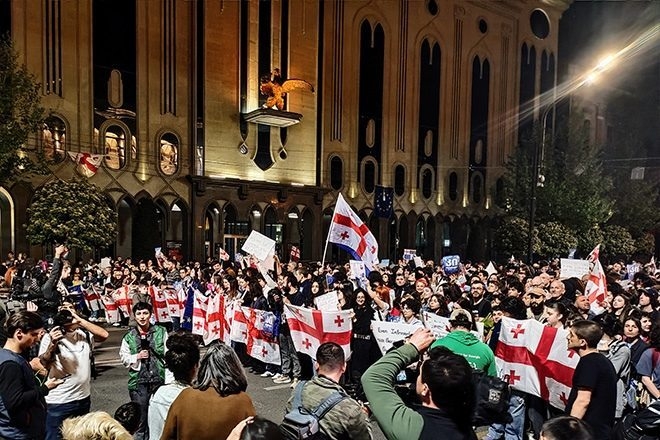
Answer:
[{"xmin": 0, "ymin": 0, "xmax": 571, "ymax": 263}]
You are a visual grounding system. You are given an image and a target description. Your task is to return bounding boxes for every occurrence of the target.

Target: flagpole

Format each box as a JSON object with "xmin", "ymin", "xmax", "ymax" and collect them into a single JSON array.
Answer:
[{"xmin": 321, "ymin": 194, "xmax": 341, "ymax": 268}]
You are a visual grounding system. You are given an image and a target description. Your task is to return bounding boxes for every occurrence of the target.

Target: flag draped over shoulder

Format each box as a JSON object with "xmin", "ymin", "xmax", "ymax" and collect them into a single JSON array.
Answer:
[
  {"xmin": 285, "ymin": 304, "xmax": 352, "ymax": 359},
  {"xmin": 327, "ymin": 193, "xmax": 379, "ymax": 270},
  {"xmin": 373, "ymin": 185, "xmax": 394, "ymax": 219},
  {"xmin": 495, "ymin": 317, "xmax": 578, "ymax": 410}
]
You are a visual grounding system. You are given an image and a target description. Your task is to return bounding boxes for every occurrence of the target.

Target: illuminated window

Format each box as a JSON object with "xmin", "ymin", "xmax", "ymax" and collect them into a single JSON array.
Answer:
[
  {"xmin": 159, "ymin": 133, "xmax": 179, "ymax": 176},
  {"xmin": 104, "ymin": 125, "xmax": 126, "ymax": 170},
  {"xmin": 42, "ymin": 116, "xmax": 66, "ymax": 162}
]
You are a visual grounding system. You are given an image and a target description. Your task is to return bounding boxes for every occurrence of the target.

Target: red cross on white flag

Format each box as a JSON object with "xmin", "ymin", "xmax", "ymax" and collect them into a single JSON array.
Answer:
[
  {"xmin": 327, "ymin": 193, "xmax": 379, "ymax": 270},
  {"xmin": 191, "ymin": 290, "xmax": 209, "ymax": 336},
  {"xmin": 245, "ymin": 308, "xmax": 281, "ymax": 364},
  {"xmin": 584, "ymin": 245, "xmax": 607, "ymax": 314},
  {"xmin": 285, "ymin": 304, "xmax": 352, "ymax": 359},
  {"xmin": 149, "ymin": 286, "xmax": 172, "ymax": 323},
  {"xmin": 495, "ymin": 317, "xmax": 578, "ymax": 410}
]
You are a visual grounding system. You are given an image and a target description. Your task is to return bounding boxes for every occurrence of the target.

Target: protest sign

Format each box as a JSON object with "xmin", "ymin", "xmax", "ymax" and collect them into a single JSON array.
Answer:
[
  {"xmin": 314, "ymin": 291, "xmax": 339, "ymax": 312},
  {"xmin": 560, "ymin": 258, "xmax": 590, "ymax": 279},
  {"xmin": 349, "ymin": 260, "xmax": 366, "ymax": 279},
  {"xmin": 371, "ymin": 320, "xmax": 423, "ymax": 354},
  {"xmin": 403, "ymin": 249, "xmax": 416, "ymax": 261},
  {"xmin": 241, "ymin": 231, "xmax": 276, "ymax": 261},
  {"xmin": 413, "ymin": 256, "xmax": 424, "ymax": 268},
  {"xmin": 442, "ymin": 255, "xmax": 461, "ymax": 274}
]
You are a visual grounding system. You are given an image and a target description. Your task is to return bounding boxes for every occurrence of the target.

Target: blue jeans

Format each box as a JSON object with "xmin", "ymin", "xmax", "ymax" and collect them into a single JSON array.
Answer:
[
  {"xmin": 130, "ymin": 384, "xmax": 159, "ymax": 440},
  {"xmin": 486, "ymin": 392, "xmax": 526, "ymax": 440},
  {"xmin": 278, "ymin": 332, "xmax": 301, "ymax": 378},
  {"xmin": 46, "ymin": 396, "xmax": 91, "ymax": 440}
]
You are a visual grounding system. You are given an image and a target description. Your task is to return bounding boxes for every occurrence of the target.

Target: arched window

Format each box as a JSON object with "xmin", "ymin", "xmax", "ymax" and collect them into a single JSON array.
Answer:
[
  {"xmin": 421, "ymin": 168, "xmax": 433, "ymax": 199},
  {"xmin": 159, "ymin": 132, "xmax": 179, "ymax": 175},
  {"xmin": 104, "ymin": 125, "xmax": 127, "ymax": 170},
  {"xmin": 330, "ymin": 156, "xmax": 343, "ymax": 190},
  {"xmin": 472, "ymin": 173, "xmax": 483, "ymax": 204},
  {"xmin": 394, "ymin": 165, "xmax": 405, "ymax": 197},
  {"xmin": 42, "ymin": 116, "xmax": 66, "ymax": 162},
  {"xmin": 362, "ymin": 159, "xmax": 377, "ymax": 194},
  {"xmin": 449, "ymin": 172, "xmax": 458, "ymax": 201}
]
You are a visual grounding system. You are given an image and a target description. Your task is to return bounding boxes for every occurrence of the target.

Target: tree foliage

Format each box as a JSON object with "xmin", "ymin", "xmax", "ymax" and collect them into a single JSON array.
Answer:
[
  {"xmin": 536, "ymin": 222, "xmax": 578, "ymax": 259},
  {"xmin": 0, "ymin": 38, "xmax": 47, "ymax": 185},
  {"xmin": 601, "ymin": 225, "xmax": 636, "ymax": 259},
  {"xmin": 493, "ymin": 216, "xmax": 539, "ymax": 260},
  {"xmin": 26, "ymin": 180, "xmax": 117, "ymax": 251}
]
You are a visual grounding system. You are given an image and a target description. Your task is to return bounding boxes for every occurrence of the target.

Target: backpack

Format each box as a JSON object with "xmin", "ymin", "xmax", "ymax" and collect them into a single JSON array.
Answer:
[
  {"xmin": 612, "ymin": 399, "xmax": 660, "ymax": 440},
  {"xmin": 280, "ymin": 381, "xmax": 348, "ymax": 440},
  {"xmin": 472, "ymin": 370, "xmax": 513, "ymax": 426}
]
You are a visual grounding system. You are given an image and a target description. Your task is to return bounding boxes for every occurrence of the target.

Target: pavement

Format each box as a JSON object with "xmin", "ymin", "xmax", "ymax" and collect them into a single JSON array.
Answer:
[{"xmin": 89, "ymin": 326, "xmax": 389, "ymax": 439}]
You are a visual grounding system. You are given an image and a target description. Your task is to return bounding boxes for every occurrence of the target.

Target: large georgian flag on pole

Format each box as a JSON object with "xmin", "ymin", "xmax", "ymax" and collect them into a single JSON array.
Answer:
[
  {"xmin": 285, "ymin": 304, "xmax": 352, "ymax": 359},
  {"xmin": 585, "ymin": 245, "xmax": 607, "ymax": 314},
  {"xmin": 495, "ymin": 317, "xmax": 578, "ymax": 410},
  {"xmin": 327, "ymin": 193, "xmax": 379, "ymax": 270}
]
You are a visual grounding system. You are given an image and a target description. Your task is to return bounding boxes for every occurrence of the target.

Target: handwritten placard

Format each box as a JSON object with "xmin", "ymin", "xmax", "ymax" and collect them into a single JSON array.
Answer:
[
  {"xmin": 241, "ymin": 231, "xmax": 276, "ymax": 261},
  {"xmin": 314, "ymin": 291, "xmax": 339, "ymax": 312},
  {"xmin": 371, "ymin": 320, "xmax": 423, "ymax": 354},
  {"xmin": 560, "ymin": 258, "xmax": 590, "ymax": 279}
]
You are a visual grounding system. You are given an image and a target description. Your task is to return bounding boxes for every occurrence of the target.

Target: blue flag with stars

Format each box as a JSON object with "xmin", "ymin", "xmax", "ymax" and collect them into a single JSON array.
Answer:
[{"xmin": 374, "ymin": 185, "xmax": 394, "ymax": 218}]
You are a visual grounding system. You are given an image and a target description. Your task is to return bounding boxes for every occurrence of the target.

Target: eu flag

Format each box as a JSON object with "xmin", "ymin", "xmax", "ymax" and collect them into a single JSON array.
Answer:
[{"xmin": 374, "ymin": 185, "xmax": 394, "ymax": 218}]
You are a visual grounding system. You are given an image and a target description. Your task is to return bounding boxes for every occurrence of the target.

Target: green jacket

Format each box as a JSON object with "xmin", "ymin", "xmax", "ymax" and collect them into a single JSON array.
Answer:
[
  {"xmin": 123, "ymin": 325, "xmax": 167, "ymax": 391},
  {"xmin": 361, "ymin": 344, "xmax": 425, "ymax": 439},
  {"xmin": 430, "ymin": 330, "xmax": 497, "ymax": 376}
]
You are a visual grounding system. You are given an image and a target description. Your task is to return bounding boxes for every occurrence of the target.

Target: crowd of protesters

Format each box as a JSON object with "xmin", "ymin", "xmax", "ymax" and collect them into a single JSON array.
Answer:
[{"xmin": 1, "ymin": 246, "xmax": 659, "ymax": 439}]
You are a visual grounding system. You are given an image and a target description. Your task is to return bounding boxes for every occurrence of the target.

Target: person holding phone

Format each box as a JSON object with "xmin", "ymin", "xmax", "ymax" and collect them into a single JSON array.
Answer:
[
  {"xmin": 0, "ymin": 311, "xmax": 64, "ymax": 439},
  {"xmin": 38, "ymin": 307, "xmax": 109, "ymax": 440},
  {"xmin": 119, "ymin": 302, "xmax": 168, "ymax": 440}
]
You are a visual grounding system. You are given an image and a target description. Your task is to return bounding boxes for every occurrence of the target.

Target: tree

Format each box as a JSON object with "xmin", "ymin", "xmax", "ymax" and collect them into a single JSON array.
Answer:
[
  {"xmin": 26, "ymin": 180, "xmax": 117, "ymax": 251},
  {"xmin": 536, "ymin": 222, "xmax": 578, "ymax": 259},
  {"xmin": 601, "ymin": 225, "xmax": 636, "ymax": 259},
  {"xmin": 493, "ymin": 216, "xmax": 539, "ymax": 260},
  {"xmin": 501, "ymin": 114, "xmax": 614, "ymax": 255},
  {"xmin": 0, "ymin": 37, "xmax": 47, "ymax": 185}
]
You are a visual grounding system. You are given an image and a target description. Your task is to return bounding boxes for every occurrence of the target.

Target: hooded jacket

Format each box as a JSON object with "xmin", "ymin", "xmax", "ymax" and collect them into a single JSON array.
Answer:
[{"xmin": 431, "ymin": 330, "xmax": 497, "ymax": 376}]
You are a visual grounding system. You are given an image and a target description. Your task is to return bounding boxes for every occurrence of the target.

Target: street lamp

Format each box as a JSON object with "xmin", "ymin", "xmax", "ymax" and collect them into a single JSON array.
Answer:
[{"xmin": 526, "ymin": 54, "xmax": 618, "ymax": 264}]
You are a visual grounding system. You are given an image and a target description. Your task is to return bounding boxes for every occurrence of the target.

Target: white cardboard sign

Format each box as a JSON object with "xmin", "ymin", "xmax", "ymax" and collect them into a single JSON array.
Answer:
[
  {"xmin": 560, "ymin": 258, "xmax": 590, "ymax": 279},
  {"xmin": 241, "ymin": 231, "xmax": 276, "ymax": 261}
]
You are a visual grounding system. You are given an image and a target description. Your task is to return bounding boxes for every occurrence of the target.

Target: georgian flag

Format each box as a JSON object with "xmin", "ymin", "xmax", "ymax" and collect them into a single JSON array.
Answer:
[
  {"xmin": 112, "ymin": 285, "xmax": 132, "ymax": 318},
  {"xmin": 191, "ymin": 291, "xmax": 209, "ymax": 336},
  {"xmin": 495, "ymin": 317, "xmax": 578, "ymax": 410},
  {"xmin": 246, "ymin": 308, "xmax": 281, "ymax": 364},
  {"xmin": 290, "ymin": 245, "xmax": 300, "ymax": 262},
  {"xmin": 148, "ymin": 286, "xmax": 171, "ymax": 323},
  {"xmin": 68, "ymin": 152, "xmax": 103, "ymax": 178},
  {"xmin": 230, "ymin": 304, "xmax": 249, "ymax": 343},
  {"xmin": 218, "ymin": 247, "xmax": 230, "ymax": 262},
  {"xmin": 285, "ymin": 304, "xmax": 352, "ymax": 360},
  {"xmin": 100, "ymin": 293, "xmax": 119, "ymax": 324},
  {"xmin": 83, "ymin": 286, "xmax": 102, "ymax": 312},
  {"xmin": 585, "ymin": 245, "xmax": 607, "ymax": 314},
  {"xmin": 327, "ymin": 193, "xmax": 379, "ymax": 270}
]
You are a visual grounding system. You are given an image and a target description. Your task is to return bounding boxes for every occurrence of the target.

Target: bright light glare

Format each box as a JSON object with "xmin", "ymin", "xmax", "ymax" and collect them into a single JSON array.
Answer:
[
  {"xmin": 584, "ymin": 72, "xmax": 599, "ymax": 85},
  {"xmin": 595, "ymin": 53, "xmax": 616, "ymax": 71}
]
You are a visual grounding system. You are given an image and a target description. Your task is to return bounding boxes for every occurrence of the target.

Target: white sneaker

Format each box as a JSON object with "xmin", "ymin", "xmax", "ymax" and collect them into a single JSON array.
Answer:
[
  {"xmin": 271, "ymin": 373, "xmax": 284, "ymax": 381},
  {"xmin": 273, "ymin": 376, "xmax": 292, "ymax": 384},
  {"xmin": 260, "ymin": 371, "xmax": 275, "ymax": 378}
]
